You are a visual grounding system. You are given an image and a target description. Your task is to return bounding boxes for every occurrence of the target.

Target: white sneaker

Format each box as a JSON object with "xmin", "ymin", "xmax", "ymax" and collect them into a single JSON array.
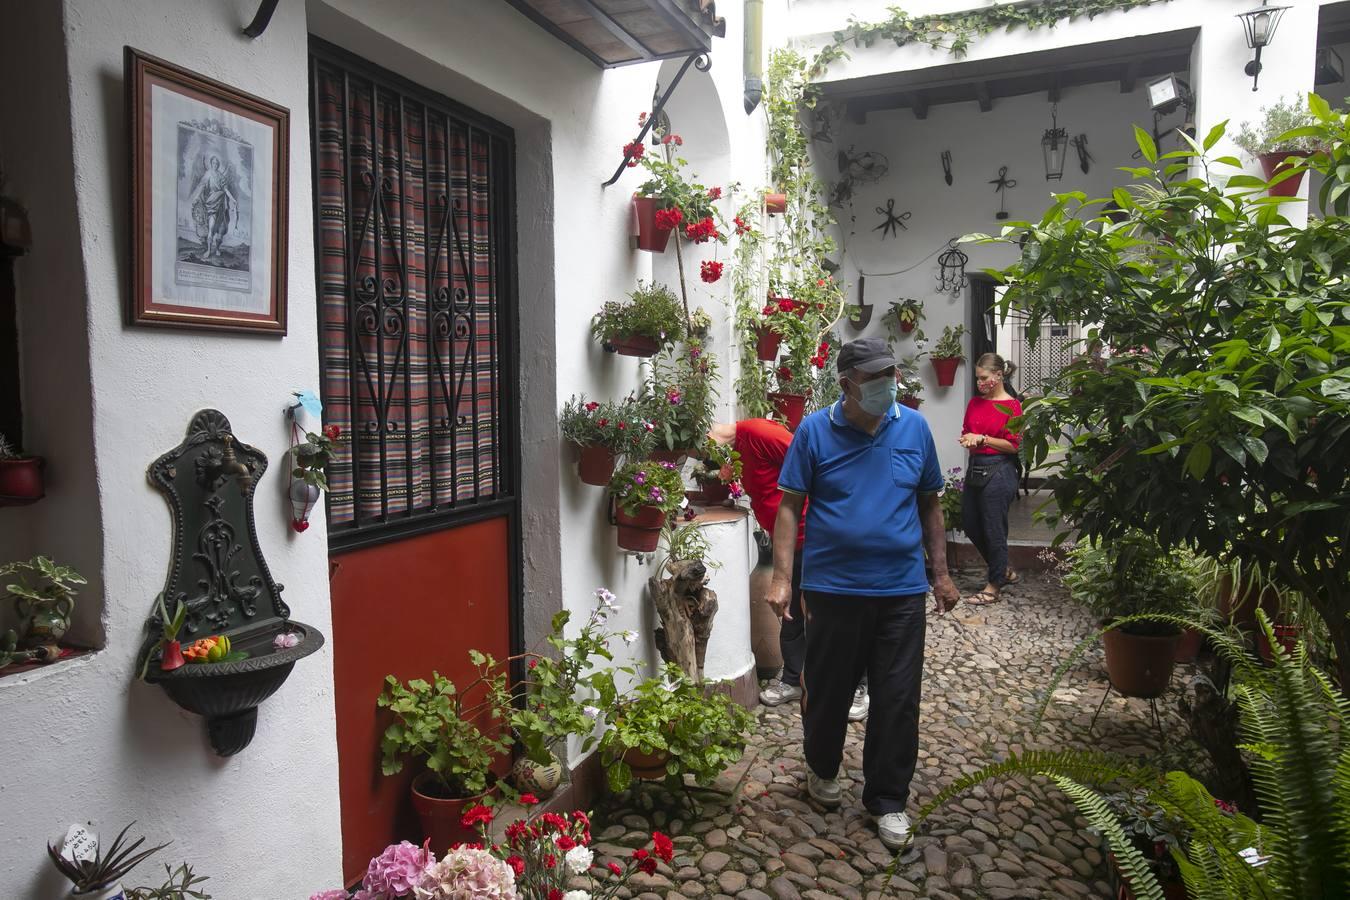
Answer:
[
  {"xmin": 806, "ymin": 770, "xmax": 842, "ymax": 808},
  {"xmin": 876, "ymin": 811, "xmax": 912, "ymax": 850},
  {"xmin": 848, "ymin": 683, "xmax": 870, "ymax": 722},
  {"xmin": 759, "ymin": 679, "xmax": 803, "ymax": 707}
]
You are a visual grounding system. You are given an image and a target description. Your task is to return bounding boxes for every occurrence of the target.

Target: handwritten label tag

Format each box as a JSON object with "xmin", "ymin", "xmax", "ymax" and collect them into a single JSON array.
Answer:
[{"xmin": 61, "ymin": 824, "xmax": 98, "ymax": 864}]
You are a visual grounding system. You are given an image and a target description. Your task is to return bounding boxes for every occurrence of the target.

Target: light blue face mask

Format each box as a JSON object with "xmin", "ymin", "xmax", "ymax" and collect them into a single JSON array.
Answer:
[{"xmin": 848, "ymin": 376, "xmax": 895, "ymax": 416}]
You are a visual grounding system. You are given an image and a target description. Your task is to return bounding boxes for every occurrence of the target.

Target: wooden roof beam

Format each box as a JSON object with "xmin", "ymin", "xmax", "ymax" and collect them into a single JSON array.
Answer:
[
  {"xmin": 1120, "ymin": 59, "xmax": 1140, "ymax": 93},
  {"xmin": 974, "ymin": 81, "xmax": 992, "ymax": 112},
  {"xmin": 911, "ymin": 91, "xmax": 929, "ymax": 120}
]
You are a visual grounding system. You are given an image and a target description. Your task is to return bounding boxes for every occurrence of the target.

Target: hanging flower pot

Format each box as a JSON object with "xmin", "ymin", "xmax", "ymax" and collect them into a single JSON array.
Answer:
[
  {"xmin": 577, "ymin": 445, "xmax": 616, "ymax": 486},
  {"xmin": 647, "ymin": 448, "xmax": 688, "ymax": 466},
  {"xmin": 633, "ymin": 197, "xmax": 674, "ymax": 252},
  {"xmin": 1258, "ymin": 151, "xmax": 1310, "ymax": 198},
  {"xmin": 900, "ymin": 319, "xmax": 917, "ymax": 334},
  {"xmin": 690, "ymin": 480, "xmax": 731, "ymax": 504},
  {"xmin": 899, "ymin": 395, "xmax": 922, "ymax": 410},
  {"xmin": 754, "ymin": 326, "xmax": 781, "ymax": 361},
  {"xmin": 1103, "ymin": 627, "xmax": 1179, "ymax": 699},
  {"xmin": 930, "ymin": 356, "xmax": 963, "ymax": 387},
  {"xmin": 288, "ymin": 476, "xmax": 321, "ymax": 533},
  {"xmin": 765, "ymin": 193, "xmax": 787, "ymax": 215},
  {"xmin": 607, "ymin": 333, "xmax": 661, "ymax": 357},
  {"xmin": 615, "ymin": 505, "xmax": 666, "ymax": 552},
  {"xmin": 0, "ymin": 455, "xmax": 45, "ymax": 506},
  {"xmin": 768, "ymin": 392, "xmax": 807, "ymax": 431}
]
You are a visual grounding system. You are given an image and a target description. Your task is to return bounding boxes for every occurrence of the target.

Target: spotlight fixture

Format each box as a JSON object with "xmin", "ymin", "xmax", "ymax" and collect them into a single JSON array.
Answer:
[
  {"xmin": 1316, "ymin": 46, "xmax": 1345, "ymax": 86},
  {"xmin": 1236, "ymin": 0, "xmax": 1291, "ymax": 91}
]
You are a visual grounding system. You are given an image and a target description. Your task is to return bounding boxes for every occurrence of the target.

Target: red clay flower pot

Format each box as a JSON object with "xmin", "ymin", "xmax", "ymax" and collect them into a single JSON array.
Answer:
[
  {"xmin": 577, "ymin": 445, "xmax": 616, "ymax": 486},
  {"xmin": 1258, "ymin": 151, "xmax": 1310, "ymax": 198},
  {"xmin": 900, "ymin": 320, "xmax": 916, "ymax": 333},
  {"xmin": 768, "ymin": 392, "xmax": 807, "ymax": 431},
  {"xmin": 616, "ymin": 505, "xmax": 667, "ymax": 552},
  {"xmin": 754, "ymin": 326, "xmax": 781, "ymax": 361},
  {"xmin": 634, "ymin": 197, "xmax": 673, "ymax": 252},
  {"xmin": 607, "ymin": 333, "xmax": 661, "ymax": 357},
  {"xmin": 0, "ymin": 456, "xmax": 45, "ymax": 506},
  {"xmin": 765, "ymin": 193, "xmax": 787, "ymax": 215},
  {"xmin": 647, "ymin": 448, "xmax": 689, "ymax": 466},
  {"xmin": 1103, "ymin": 628, "xmax": 1179, "ymax": 699},
  {"xmin": 691, "ymin": 481, "xmax": 731, "ymax": 504},
  {"xmin": 622, "ymin": 745, "xmax": 673, "ymax": 780},
  {"xmin": 411, "ymin": 773, "xmax": 494, "ymax": 853},
  {"xmin": 1172, "ymin": 627, "xmax": 1203, "ymax": 663},
  {"xmin": 930, "ymin": 356, "xmax": 962, "ymax": 387},
  {"xmin": 899, "ymin": 395, "xmax": 922, "ymax": 410},
  {"xmin": 1257, "ymin": 623, "xmax": 1302, "ymax": 663}
]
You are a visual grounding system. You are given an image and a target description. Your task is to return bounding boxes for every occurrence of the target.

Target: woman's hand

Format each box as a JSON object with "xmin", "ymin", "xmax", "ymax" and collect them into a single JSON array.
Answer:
[{"xmin": 959, "ymin": 432, "xmax": 985, "ymax": 448}]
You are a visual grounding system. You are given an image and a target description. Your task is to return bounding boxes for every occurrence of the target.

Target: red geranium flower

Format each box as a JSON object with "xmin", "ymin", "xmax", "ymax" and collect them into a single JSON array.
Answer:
[
  {"xmin": 623, "ymin": 141, "xmax": 644, "ymax": 167},
  {"xmin": 733, "ymin": 215, "xmax": 750, "ymax": 235},
  {"xmin": 661, "ymin": 133, "xmax": 684, "ymax": 146},
  {"xmin": 654, "ymin": 206, "xmax": 684, "ymax": 230},
  {"xmin": 684, "ymin": 216, "xmax": 719, "ymax": 243},
  {"xmin": 528, "ymin": 658, "xmax": 538, "ymax": 669},
  {"xmin": 707, "ymin": 186, "xmax": 722, "ymax": 200},
  {"xmin": 323, "ymin": 424, "xmax": 341, "ymax": 440},
  {"xmin": 761, "ymin": 303, "xmax": 775, "ymax": 316},
  {"xmin": 777, "ymin": 298, "xmax": 796, "ymax": 313},
  {"xmin": 777, "ymin": 365, "xmax": 793, "ymax": 380},
  {"xmin": 700, "ymin": 260, "xmax": 724, "ymax": 283},
  {"xmin": 460, "ymin": 805, "xmax": 494, "ymax": 829}
]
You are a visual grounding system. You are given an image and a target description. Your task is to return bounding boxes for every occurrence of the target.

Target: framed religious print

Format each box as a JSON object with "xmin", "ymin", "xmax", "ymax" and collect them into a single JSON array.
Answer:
[{"xmin": 127, "ymin": 48, "xmax": 289, "ymax": 333}]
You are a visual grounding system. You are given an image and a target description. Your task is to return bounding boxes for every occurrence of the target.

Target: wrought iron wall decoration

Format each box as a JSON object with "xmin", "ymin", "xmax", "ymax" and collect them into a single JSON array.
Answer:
[
  {"xmin": 937, "ymin": 241, "xmax": 969, "ymax": 298},
  {"xmin": 873, "ymin": 199, "xmax": 911, "ymax": 239},
  {"xmin": 941, "ymin": 150, "xmax": 954, "ymax": 186},
  {"xmin": 990, "ymin": 166, "xmax": 1016, "ymax": 220},
  {"xmin": 1073, "ymin": 134, "xmax": 1092, "ymax": 174},
  {"xmin": 830, "ymin": 147, "xmax": 888, "ymax": 209},
  {"xmin": 850, "ymin": 276, "xmax": 873, "ymax": 330},
  {"xmin": 138, "ymin": 410, "xmax": 324, "ymax": 756},
  {"xmin": 1041, "ymin": 105, "xmax": 1068, "ymax": 181},
  {"xmin": 604, "ymin": 53, "xmax": 710, "ymax": 187}
]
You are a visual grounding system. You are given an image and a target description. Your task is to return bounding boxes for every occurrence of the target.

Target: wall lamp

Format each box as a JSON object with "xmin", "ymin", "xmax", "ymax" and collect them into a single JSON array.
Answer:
[{"xmin": 1236, "ymin": 0, "xmax": 1291, "ymax": 91}]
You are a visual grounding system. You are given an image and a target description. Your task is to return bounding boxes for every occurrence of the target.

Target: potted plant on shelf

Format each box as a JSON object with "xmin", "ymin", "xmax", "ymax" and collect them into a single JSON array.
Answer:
[
  {"xmin": 882, "ymin": 297, "xmax": 925, "ymax": 335},
  {"xmin": 642, "ymin": 348, "xmax": 719, "ymax": 462},
  {"xmin": 1061, "ymin": 532, "xmax": 1196, "ymax": 699},
  {"xmin": 690, "ymin": 438, "xmax": 743, "ymax": 505},
  {"xmin": 768, "ymin": 363, "xmax": 816, "ymax": 431},
  {"xmin": 897, "ymin": 351, "xmax": 926, "ymax": 408},
  {"xmin": 1233, "ymin": 97, "xmax": 1320, "ymax": 197},
  {"xmin": 607, "ymin": 459, "xmax": 685, "ymax": 552},
  {"xmin": 2, "ymin": 554, "xmax": 85, "ymax": 650},
  {"xmin": 47, "ymin": 823, "xmax": 170, "ymax": 900},
  {"xmin": 377, "ymin": 661, "xmax": 514, "ymax": 851},
  {"xmin": 559, "ymin": 395, "xmax": 656, "ymax": 486},
  {"xmin": 0, "ymin": 431, "xmax": 45, "ymax": 506},
  {"xmin": 591, "ymin": 281, "xmax": 686, "ymax": 357},
  {"xmin": 929, "ymin": 324, "xmax": 966, "ymax": 387},
  {"xmin": 630, "ymin": 129, "xmax": 726, "ymax": 254},
  {"xmin": 599, "ymin": 662, "xmax": 754, "ymax": 792}
]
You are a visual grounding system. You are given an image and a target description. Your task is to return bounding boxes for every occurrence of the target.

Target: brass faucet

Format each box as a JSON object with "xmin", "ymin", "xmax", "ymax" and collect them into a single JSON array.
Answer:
[{"xmin": 219, "ymin": 435, "xmax": 253, "ymax": 495}]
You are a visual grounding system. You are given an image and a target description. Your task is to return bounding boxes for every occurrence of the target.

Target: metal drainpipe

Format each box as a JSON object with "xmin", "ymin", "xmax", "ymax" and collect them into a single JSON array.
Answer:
[{"xmin": 743, "ymin": 0, "xmax": 763, "ymax": 114}]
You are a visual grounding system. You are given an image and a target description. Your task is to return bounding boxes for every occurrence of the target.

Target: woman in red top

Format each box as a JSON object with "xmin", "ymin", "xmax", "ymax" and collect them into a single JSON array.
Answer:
[{"xmin": 958, "ymin": 353, "xmax": 1023, "ymax": 605}]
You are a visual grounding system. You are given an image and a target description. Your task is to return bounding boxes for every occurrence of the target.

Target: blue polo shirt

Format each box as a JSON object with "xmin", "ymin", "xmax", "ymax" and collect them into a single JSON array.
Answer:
[{"xmin": 778, "ymin": 400, "xmax": 942, "ymax": 597}]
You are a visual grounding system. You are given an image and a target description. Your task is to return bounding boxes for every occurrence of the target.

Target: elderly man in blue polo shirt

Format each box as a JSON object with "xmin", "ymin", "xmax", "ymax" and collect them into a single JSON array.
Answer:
[{"xmin": 766, "ymin": 337, "xmax": 959, "ymax": 850}]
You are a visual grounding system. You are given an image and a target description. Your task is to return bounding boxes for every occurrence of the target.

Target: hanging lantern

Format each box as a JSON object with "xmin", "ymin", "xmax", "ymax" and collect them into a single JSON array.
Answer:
[
  {"xmin": 1236, "ymin": 0, "xmax": 1291, "ymax": 91},
  {"xmin": 1041, "ymin": 105, "xmax": 1068, "ymax": 181},
  {"xmin": 936, "ymin": 241, "xmax": 969, "ymax": 298}
]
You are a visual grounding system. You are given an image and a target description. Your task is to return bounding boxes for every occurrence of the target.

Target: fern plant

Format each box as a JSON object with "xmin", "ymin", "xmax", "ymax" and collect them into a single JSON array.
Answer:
[{"xmin": 891, "ymin": 613, "xmax": 1350, "ymax": 898}]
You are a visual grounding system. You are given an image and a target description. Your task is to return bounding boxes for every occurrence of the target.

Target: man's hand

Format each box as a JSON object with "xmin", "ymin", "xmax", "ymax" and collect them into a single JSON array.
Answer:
[
  {"xmin": 931, "ymin": 571, "xmax": 959, "ymax": 615},
  {"xmin": 766, "ymin": 576, "xmax": 793, "ymax": 621}
]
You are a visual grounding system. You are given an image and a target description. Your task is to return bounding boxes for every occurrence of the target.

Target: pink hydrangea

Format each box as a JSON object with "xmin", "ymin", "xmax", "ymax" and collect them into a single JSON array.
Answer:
[
  {"xmin": 413, "ymin": 847, "xmax": 518, "ymax": 900},
  {"xmin": 310, "ymin": 892, "xmax": 351, "ymax": 900},
  {"xmin": 355, "ymin": 840, "xmax": 436, "ymax": 899}
]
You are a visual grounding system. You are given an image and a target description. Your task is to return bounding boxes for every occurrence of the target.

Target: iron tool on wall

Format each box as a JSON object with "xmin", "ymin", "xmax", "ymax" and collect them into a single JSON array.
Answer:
[
  {"xmin": 873, "ymin": 198, "xmax": 911, "ymax": 239},
  {"xmin": 990, "ymin": 166, "xmax": 1016, "ymax": 220},
  {"xmin": 941, "ymin": 150, "xmax": 954, "ymax": 186},
  {"xmin": 1073, "ymin": 134, "xmax": 1092, "ymax": 174}
]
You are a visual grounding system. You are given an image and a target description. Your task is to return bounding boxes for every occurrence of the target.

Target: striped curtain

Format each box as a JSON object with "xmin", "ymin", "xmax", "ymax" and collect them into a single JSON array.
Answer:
[{"xmin": 312, "ymin": 56, "xmax": 503, "ymax": 530}]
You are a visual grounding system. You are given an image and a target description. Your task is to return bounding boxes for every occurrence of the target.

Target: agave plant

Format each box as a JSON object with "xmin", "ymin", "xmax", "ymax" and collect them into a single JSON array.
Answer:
[
  {"xmin": 891, "ymin": 613, "xmax": 1350, "ymax": 899},
  {"xmin": 47, "ymin": 823, "xmax": 170, "ymax": 892}
]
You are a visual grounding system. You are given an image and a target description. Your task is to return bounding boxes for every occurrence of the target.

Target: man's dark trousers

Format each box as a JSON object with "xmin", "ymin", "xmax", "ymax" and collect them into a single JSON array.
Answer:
[
  {"xmin": 801, "ymin": 591, "xmax": 926, "ymax": 814},
  {"xmin": 779, "ymin": 549, "xmax": 805, "ymax": 687}
]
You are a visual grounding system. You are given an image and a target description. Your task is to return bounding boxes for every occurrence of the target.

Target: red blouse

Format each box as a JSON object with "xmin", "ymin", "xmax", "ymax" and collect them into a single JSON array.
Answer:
[
  {"xmin": 962, "ymin": 396, "xmax": 1023, "ymax": 456},
  {"xmin": 736, "ymin": 418, "xmax": 807, "ymax": 548}
]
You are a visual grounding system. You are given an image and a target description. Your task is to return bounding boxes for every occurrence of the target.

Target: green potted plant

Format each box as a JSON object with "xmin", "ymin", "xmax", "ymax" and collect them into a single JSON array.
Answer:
[
  {"xmin": 47, "ymin": 823, "xmax": 170, "ymax": 900},
  {"xmin": 1232, "ymin": 97, "xmax": 1320, "ymax": 197},
  {"xmin": 929, "ymin": 324, "xmax": 965, "ymax": 387},
  {"xmin": 599, "ymin": 662, "xmax": 754, "ymax": 792},
  {"xmin": 1093, "ymin": 789, "xmax": 1191, "ymax": 900},
  {"xmin": 0, "ymin": 431, "xmax": 45, "ymax": 506},
  {"xmin": 897, "ymin": 350, "xmax": 926, "ymax": 408},
  {"xmin": 559, "ymin": 395, "xmax": 656, "ymax": 486},
  {"xmin": 607, "ymin": 460, "xmax": 685, "ymax": 552},
  {"xmin": 590, "ymin": 281, "xmax": 686, "ymax": 357},
  {"xmin": 642, "ymin": 349, "xmax": 720, "ymax": 461},
  {"xmin": 1060, "ymin": 532, "xmax": 1196, "ymax": 698},
  {"xmin": 691, "ymin": 438, "xmax": 743, "ymax": 505},
  {"xmin": 883, "ymin": 297, "xmax": 925, "ymax": 335},
  {"xmin": 1, "ymin": 554, "xmax": 86, "ymax": 648},
  {"xmin": 377, "ymin": 660, "xmax": 514, "ymax": 850},
  {"xmin": 287, "ymin": 423, "xmax": 339, "ymax": 533},
  {"xmin": 630, "ymin": 129, "xmax": 725, "ymax": 254},
  {"xmin": 940, "ymin": 467, "xmax": 964, "ymax": 533}
]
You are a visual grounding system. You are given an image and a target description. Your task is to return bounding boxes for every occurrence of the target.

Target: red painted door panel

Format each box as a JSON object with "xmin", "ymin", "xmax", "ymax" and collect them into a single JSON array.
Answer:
[{"xmin": 330, "ymin": 516, "xmax": 511, "ymax": 883}]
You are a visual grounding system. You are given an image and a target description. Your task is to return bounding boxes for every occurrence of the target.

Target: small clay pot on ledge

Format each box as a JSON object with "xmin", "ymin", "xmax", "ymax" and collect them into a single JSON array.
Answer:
[{"xmin": 0, "ymin": 455, "xmax": 46, "ymax": 506}]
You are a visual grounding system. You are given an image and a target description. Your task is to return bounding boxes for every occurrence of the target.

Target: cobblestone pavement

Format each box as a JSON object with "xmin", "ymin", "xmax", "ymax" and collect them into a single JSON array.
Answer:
[{"xmin": 585, "ymin": 570, "xmax": 1204, "ymax": 899}]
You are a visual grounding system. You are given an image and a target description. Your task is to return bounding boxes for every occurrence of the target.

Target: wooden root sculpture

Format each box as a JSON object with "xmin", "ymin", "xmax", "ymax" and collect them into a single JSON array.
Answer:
[{"xmin": 649, "ymin": 558, "xmax": 718, "ymax": 681}]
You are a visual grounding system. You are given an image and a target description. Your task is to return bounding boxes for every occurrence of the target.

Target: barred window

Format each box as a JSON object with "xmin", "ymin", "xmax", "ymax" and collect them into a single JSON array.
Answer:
[{"xmin": 310, "ymin": 41, "xmax": 516, "ymax": 548}]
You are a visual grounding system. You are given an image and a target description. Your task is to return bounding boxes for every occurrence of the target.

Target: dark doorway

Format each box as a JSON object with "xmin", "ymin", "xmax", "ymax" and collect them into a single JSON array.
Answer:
[{"xmin": 968, "ymin": 276, "xmax": 997, "ymax": 393}]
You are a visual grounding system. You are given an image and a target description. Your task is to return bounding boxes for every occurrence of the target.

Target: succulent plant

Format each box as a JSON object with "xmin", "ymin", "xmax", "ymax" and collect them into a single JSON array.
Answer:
[{"xmin": 47, "ymin": 823, "xmax": 169, "ymax": 892}]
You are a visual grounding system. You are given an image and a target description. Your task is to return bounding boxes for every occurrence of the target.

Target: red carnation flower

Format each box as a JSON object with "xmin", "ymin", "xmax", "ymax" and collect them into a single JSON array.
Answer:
[
  {"xmin": 544, "ymin": 853, "xmax": 557, "ymax": 869},
  {"xmin": 323, "ymin": 424, "xmax": 341, "ymax": 440},
  {"xmin": 548, "ymin": 890, "xmax": 564, "ymax": 900},
  {"xmin": 700, "ymin": 260, "xmax": 724, "ymax": 283},
  {"xmin": 632, "ymin": 849, "xmax": 649, "ymax": 861},
  {"xmin": 460, "ymin": 805, "xmax": 494, "ymax": 829},
  {"xmin": 596, "ymin": 418, "xmax": 609, "ymax": 427},
  {"xmin": 520, "ymin": 793, "xmax": 540, "ymax": 806},
  {"xmin": 654, "ymin": 206, "xmax": 684, "ymax": 230},
  {"xmin": 707, "ymin": 186, "xmax": 722, "ymax": 199},
  {"xmin": 639, "ymin": 857, "xmax": 658, "ymax": 875},
  {"xmin": 505, "ymin": 855, "xmax": 525, "ymax": 876},
  {"xmin": 623, "ymin": 141, "xmax": 644, "ymax": 167},
  {"xmin": 584, "ymin": 401, "xmax": 600, "ymax": 412},
  {"xmin": 557, "ymin": 835, "xmax": 576, "ymax": 851},
  {"xmin": 652, "ymin": 831, "xmax": 675, "ymax": 864},
  {"xmin": 608, "ymin": 862, "xmax": 623, "ymax": 876}
]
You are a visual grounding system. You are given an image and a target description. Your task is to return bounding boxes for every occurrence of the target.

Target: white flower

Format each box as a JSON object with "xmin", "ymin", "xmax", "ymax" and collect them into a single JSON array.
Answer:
[
  {"xmin": 621, "ymin": 630, "xmax": 638, "ymax": 645},
  {"xmin": 595, "ymin": 588, "xmax": 619, "ymax": 611},
  {"xmin": 564, "ymin": 891, "xmax": 592, "ymax": 900},
  {"xmin": 583, "ymin": 705, "xmax": 601, "ymax": 719},
  {"xmin": 564, "ymin": 847, "xmax": 594, "ymax": 876}
]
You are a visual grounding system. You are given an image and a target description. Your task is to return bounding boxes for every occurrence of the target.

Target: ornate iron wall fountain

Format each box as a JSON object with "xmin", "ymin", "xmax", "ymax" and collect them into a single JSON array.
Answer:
[{"xmin": 137, "ymin": 410, "xmax": 324, "ymax": 755}]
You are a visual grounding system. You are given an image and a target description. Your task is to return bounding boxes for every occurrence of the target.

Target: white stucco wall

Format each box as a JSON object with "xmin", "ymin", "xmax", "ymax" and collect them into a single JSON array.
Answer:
[{"xmin": 0, "ymin": 0, "xmax": 343, "ymax": 897}]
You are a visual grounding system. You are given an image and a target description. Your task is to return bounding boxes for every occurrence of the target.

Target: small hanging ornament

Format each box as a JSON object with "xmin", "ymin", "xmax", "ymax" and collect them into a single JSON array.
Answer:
[
  {"xmin": 941, "ymin": 150, "xmax": 954, "ymax": 186},
  {"xmin": 937, "ymin": 241, "xmax": 969, "ymax": 298},
  {"xmin": 1073, "ymin": 134, "xmax": 1092, "ymax": 174},
  {"xmin": 1041, "ymin": 104, "xmax": 1068, "ymax": 181},
  {"xmin": 990, "ymin": 166, "xmax": 1017, "ymax": 220},
  {"xmin": 872, "ymin": 198, "xmax": 911, "ymax": 239},
  {"xmin": 285, "ymin": 394, "xmax": 335, "ymax": 534}
]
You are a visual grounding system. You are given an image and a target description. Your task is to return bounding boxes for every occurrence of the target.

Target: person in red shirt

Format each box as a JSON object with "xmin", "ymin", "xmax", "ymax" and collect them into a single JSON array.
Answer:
[
  {"xmin": 958, "ymin": 353, "xmax": 1024, "ymax": 606},
  {"xmin": 707, "ymin": 419, "xmax": 871, "ymax": 718}
]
